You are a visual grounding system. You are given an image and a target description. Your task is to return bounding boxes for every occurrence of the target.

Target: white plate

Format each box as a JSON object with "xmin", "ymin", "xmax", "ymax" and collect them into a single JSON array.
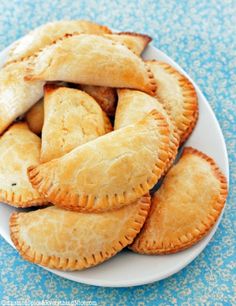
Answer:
[{"xmin": 0, "ymin": 42, "xmax": 229, "ymax": 288}]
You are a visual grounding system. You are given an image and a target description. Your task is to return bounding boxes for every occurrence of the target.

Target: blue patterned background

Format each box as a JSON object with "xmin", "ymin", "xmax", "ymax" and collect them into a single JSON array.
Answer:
[{"xmin": 0, "ymin": 0, "xmax": 235, "ymax": 304}]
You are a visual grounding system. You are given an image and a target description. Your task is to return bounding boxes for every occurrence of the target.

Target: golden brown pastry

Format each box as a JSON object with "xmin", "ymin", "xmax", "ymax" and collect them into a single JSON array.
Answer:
[
  {"xmin": 78, "ymin": 85, "xmax": 117, "ymax": 116},
  {"xmin": 10, "ymin": 194, "xmax": 150, "ymax": 271},
  {"xmin": 0, "ymin": 122, "xmax": 47, "ymax": 207},
  {"xmin": 130, "ymin": 147, "xmax": 228, "ymax": 254},
  {"xmin": 40, "ymin": 85, "xmax": 112, "ymax": 163},
  {"xmin": 28, "ymin": 110, "xmax": 170, "ymax": 212},
  {"xmin": 25, "ymin": 98, "xmax": 44, "ymax": 134},
  {"xmin": 0, "ymin": 60, "xmax": 44, "ymax": 134},
  {"xmin": 147, "ymin": 60, "xmax": 198, "ymax": 143},
  {"xmin": 25, "ymin": 34, "xmax": 156, "ymax": 96},
  {"xmin": 6, "ymin": 20, "xmax": 111, "ymax": 64},
  {"xmin": 105, "ymin": 32, "xmax": 152, "ymax": 56},
  {"xmin": 115, "ymin": 89, "xmax": 179, "ymax": 171}
]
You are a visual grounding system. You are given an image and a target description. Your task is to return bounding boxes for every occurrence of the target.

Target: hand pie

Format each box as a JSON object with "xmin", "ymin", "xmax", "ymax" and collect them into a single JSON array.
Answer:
[
  {"xmin": 0, "ymin": 60, "xmax": 44, "ymax": 134},
  {"xmin": 77, "ymin": 85, "xmax": 117, "ymax": 116},
  {"xmin": 25, "ymin": 34, "xmax": 156, "ymax": 96},
  {"xmin": 0, "ymin": 123, "xmax": 47, "ymax": 207},
  {"xmin": 28, "ymin": 110, "xmax": 170, "ymax": 212},
  {"xmin": 6, "ymin": 20, "xmax": 111, "ymax": 64},
  {"xmin": 10, "ymin": 195, "xmax": 150, "ymax": 271},
  {"xmin": 25, "ymin": 98, "xmax": 44, "ymax": 134},
  {"xmin": 105, "ymin": 32, "xmax": 152, "ymax": 56},
  {"xmin": 130, "ymin": 147, "xmax": 228, "ymax": 254},
  {"xmin": 115, "ymin": 89, "xmax": 179, "ymax": 172},
  {"xmin": 40, "ymin": 85, "xmax": 112, "ymax": 163},
  {"xmin": 147, "ymin": 60, "xmax": 198, "ymax": 143}
]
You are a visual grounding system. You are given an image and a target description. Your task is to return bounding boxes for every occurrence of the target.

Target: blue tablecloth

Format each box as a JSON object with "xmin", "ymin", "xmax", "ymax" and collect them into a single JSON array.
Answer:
[{"xmin": 0, "ymin": 0, "xmax": 235, "ymax": 304}]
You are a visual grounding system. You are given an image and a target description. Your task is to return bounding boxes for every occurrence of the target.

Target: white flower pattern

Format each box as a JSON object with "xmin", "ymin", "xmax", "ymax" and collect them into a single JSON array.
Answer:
[{"xmin": 0, "ymin": 0, "xmax": 235, "ymax": 304}]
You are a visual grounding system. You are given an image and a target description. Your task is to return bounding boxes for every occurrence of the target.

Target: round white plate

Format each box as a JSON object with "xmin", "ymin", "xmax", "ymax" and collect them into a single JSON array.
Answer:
[{"xmin": 0, "ymin": 42, "xmax": 229, "ymax": 288}]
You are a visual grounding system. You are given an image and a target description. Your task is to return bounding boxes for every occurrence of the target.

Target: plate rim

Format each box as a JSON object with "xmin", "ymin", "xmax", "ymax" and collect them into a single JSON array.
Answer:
[{"xmin": 0, "ymin": 41, "xmax": 229, "ymax": 288}]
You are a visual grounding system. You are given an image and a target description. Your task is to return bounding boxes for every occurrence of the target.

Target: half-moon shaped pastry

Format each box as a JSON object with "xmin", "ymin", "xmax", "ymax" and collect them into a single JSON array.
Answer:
[
  {"xmin": 28, "ymin": 110, "xmax": 170, "ymax": 212},
  {"xmin": 0, "ymin": 60, "xmax": 44, "ymax": 134},
  {"xmin": 25, "ymin": 98, "xmax": 44, "ymax": 135},
  {"xmin": 105, "ymin": 32, "xmax": 152, "ymax": 56},
  {"xmin": 130, "ymin": 147, "xmax": 228, "ymax": 254},
  {"xmin": 0, "ymin": 123, "xmax": 47, "ymax": 207},
  {"xmin": 147, "ymin": 61, "xmax": 198, "ymax": 143},
  {"xmin": 77, "ymin": 85, "xmax": 117, "ymax": 116},
  {"xmin": 6, "ymin": 20, "xmax": 111, "ymax": 64},
  {"xmin": 115, "ymin": 89, "xmax": 179, "ymax": 172},
  {"xmin": 10, "ymin": 195, "xmax": 150, "ymax": 271},
  {"xmin": 25, "ymin": 34, "xmax": 156, "ymax": 96},
  {"xmin": 40, "ymin": 85, "xmax": 112, "ymax": 163}
]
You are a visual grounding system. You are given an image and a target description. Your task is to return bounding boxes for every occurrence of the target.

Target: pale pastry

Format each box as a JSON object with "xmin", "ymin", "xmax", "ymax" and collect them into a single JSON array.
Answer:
[
  {"xmin": 25, "ymin": 98, "xmax": 44, "ymax": 134},
  {"xmin": 0, "ymin": 60, "xmax": 44, "ymax": 134},
  {"xmin": 40, "ymin": 85, "xmax": 112, "ymax": 163},
  {"xmin": 105, "ymin": 32, "xmax": 152, "ymax": 56},
  {"xmin": 6, "ymin": 20, "xmax": 111, "ymax": 64},
  {"xmin": 147, "ymin": 60, "xmax": 198, "ymax": 143},
  {"xmin": 0, "ymin": 123, "xmax": 47, "ymax": 207},
  {"xmin": 115, "ymin": 89, "xmax": 179, "ymax": 172},
  {"xmin": 28, "ymin": 110, "xmax": 170, "ymax": 212},
  {"xmin": 130, "ymin": 147, "xmax": 228, "ymax": 254},
  {"xmin": 10, "ymin": 195, "xmax": 150, "ymax": 271},
  {"xmin": 25, "ymin": 34, "xmax": 156, "ymax": 96},
  {"xmin": 78, "ymin": 85, "xmax": 117, "ymax": 116}
]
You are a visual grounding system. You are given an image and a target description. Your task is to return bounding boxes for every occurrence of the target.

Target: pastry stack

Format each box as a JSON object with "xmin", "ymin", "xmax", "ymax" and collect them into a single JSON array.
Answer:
[{"xmin": 0, "ymin": 20, "xmax": 227, "ymax": 270}]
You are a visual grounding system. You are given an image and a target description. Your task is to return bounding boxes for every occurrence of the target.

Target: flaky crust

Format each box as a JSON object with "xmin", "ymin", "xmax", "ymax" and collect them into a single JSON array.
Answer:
[
  {"xmin": 40, "ymin": 85, "xmax": 112, "ymax": 163},
  {"xmin": 25, "ymin": 34, "xmax": 157, "ymax": 96},
  {"xmin": 0, "ymin": 60, "xmax": 44, "ymax": 135},
  {"xmin": 6, "ymin": 20, "xmax": 112, "ymax": 64},
  {"xmin": 78, "ymin": 85, "xmax": 117, "ymax": 116},
  {"xmin": 115, "ymin": 89, "xmax": 179, "ymax": 172},
  {"xmin": 147, "ymin": 60, "xmax": 198, "ymax": 143},
  {"xmin": 10, "ymin": 195, "xmax": 150, "ymax": 271},
  {"xmin": 130, "ymin": 147, "xmax": 228, "ymax": 254},
  {"xmin": 105, "ymin": 32, "xmax": 152, "ymax": 56},
  {"xmin": 25, "ymin": 98, "xmax": 44, "ymax": 134},
  {"xmin": 0, "ymin": 123, "xmax": 47, "ymax": 207},
  {"xmin": 28, "ymin": 110, "xmax": 170, "ymax": 212}
]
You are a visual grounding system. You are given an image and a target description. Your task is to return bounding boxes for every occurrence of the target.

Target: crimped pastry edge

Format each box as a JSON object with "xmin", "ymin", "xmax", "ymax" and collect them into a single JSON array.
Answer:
[
  {"xmin": 116, "ymin": 88, "xmax": 179, "ymax": 174},
  {"xmin": 24, "ymin": 33, "xmax": 157, "ymax": 96},
  {"xmin": 147, "ymin": 60, "xmax": 199, "ymax": 143},
  {"xmin": 10, "ymin": 194, "xmax": 150, "ymax": 270},
  {"xmin": 0, "ymin": 189, "xmax": 47, "ymax": 208},
  {"xmin": 27, "ymin": 110, "xmax": 170, "ymax": 212},
  {"xmin": 130, "ymin": 147, "xmax": 228, "ymax": 254}
]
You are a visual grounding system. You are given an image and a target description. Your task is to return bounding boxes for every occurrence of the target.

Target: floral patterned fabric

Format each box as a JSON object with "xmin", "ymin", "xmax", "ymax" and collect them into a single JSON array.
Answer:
[{"xmin": 0, "ymin": 0, "xmax": 235, "ymax": 305}]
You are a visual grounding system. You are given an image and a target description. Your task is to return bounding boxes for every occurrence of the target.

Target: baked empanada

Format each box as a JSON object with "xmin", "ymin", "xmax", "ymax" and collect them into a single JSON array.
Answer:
[
  {"xmin": 28, "ymin": 110, "xmax": 170, "ymax": 212},
  {"xmin": 147, "ymin": 61, "xmax": 198, "ymax": 143},
  {"xmin": 6, "ymin": 20, "xmax": 111, "ymax": 64},
  {"xmin": 0, "ymin": 60, "xmax": 44, "ymax": 134},
  {"xmin": 130, "ymin": 147, "xmax": 228, "ymax": 254},
  {"xmin": 25, "ymin": 34, "xmax": 156, "ymax": 95},
  {"xmin": 105, "ymin": 32, "xmax": 151, "ymax": 56},
  {"xmin": 25, "ymin": 98, "xmax": 44, "ymax": 134},
  {"xmin": 115, "ymin": 89, "xmax": 179, "ymax": 171},
  {"xmin": 40, "ymin": 85, "xmax": 112, "ymax": 163},
  {"xmin": 10, "ymin": 195, "xmax": 150, "ymax": 271},
  {"xmin": 77, "ymin": 85, "xmax": 117, "ymax": 116},
  {"xmin": 0, "ymin": 123, "xmax": 47, "ymax": 207}
]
